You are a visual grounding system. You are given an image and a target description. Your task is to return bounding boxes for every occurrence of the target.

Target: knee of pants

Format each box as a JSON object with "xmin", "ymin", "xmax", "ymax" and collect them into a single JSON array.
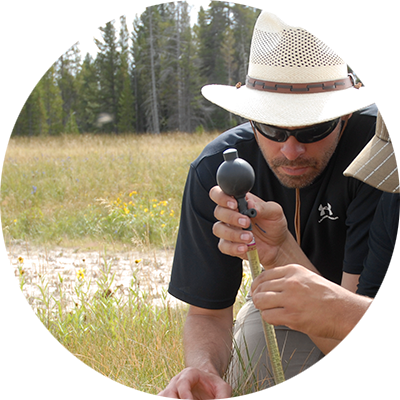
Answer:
[{"xmin": 230, "ymin": 300, "xmax": 324, "ymax": 385}]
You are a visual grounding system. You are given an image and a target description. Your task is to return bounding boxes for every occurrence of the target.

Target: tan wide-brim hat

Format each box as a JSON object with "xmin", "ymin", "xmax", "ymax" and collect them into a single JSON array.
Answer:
[
  {"xmin": 201, "ymin": 11, "xmax": 374, "ymax": 127},
  {"xmin": 344, "ymin": 112, "xmax": 399, "ymax": 193}
]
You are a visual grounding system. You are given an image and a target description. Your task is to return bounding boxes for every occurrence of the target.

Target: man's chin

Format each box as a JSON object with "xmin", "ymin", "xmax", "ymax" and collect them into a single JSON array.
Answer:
[{"xmin": 273, "ymin": 170, "xmax": 318, "ymax": 189}]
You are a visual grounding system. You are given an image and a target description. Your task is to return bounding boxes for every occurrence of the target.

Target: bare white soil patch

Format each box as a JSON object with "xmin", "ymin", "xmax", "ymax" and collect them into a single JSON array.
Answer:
[{"xmin": 7, "ymin": 241, "xmax": 185, "ymax": 311}]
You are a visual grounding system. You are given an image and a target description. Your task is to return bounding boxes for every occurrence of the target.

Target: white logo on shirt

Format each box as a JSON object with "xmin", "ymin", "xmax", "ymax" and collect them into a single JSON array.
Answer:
[{"xmin": 318, "ymin": 203, "xmax": 339, "ymax": 223}]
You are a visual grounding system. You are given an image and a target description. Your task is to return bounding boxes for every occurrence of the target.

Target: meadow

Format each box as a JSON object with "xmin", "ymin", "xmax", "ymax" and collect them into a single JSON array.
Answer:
[
  {"xmin": 1, "ymin": 132, "xmax": 255, "ymax": 396},
  {"xmin": 1, "ymin": 132, "xmax": 216, "ymax": 250},
  {"xmin": 0, "ymin": 134, "xmax": 203, "ymax": 400}
]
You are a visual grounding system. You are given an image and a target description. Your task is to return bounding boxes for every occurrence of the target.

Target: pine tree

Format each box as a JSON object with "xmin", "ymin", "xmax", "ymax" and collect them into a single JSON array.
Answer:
[
  {"xmin": 6, "ymin": 36, "xmax": 47, "ymax": 136},
  {"xmin": 196, "ymin": 1, "xmax": 232, "ymax": 129},
  {"xmin": 36, "ymin": 8, "xmax": 80, "ymax": 126},
  {"xmin": 40, "ymin": 66, "xmax": 64, "ymax": 135},
  {"xmin": 65, "ymin": 110, "xmax": 79, "ymax": 133},
  {"xmin": 231, "ymin": 4, "xmax": 260, "ymax": 82},
  {"xmin": 75, "ymin": 53, "xmax": 101, "ymax": 133},
  {"xmin": 147, "ymin": 8, "xmax": 161, "ymax": 134},
  {"xmin": 132, "ymin": 7, "xmax": 162, "ymax": 134},
  {"xmin": 95, "ymin": 20, "xmax": 120, "ymax": 133},
  {"xmin": 117, "ymin": 15, "xmax": 135, "ymax": 133},
  {"xmin": 197, "ymin": 1, "xmax": 230, "ymax": 84}
]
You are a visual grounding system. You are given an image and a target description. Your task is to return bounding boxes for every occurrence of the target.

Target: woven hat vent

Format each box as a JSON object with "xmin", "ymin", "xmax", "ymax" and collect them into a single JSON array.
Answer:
[{"xmin": 251, "ymin": 28, "xmax": 344, "ymax": 68}]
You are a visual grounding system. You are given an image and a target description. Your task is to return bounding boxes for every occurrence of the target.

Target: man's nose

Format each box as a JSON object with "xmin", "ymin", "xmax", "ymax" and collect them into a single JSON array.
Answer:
[{"xmin": 280, "ymin": 136, "xmax": 306, "ymax": 160}]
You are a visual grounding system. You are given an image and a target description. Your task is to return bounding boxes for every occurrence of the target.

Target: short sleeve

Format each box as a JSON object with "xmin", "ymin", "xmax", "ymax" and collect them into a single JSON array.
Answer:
[
  {"xmin": 168, "ymin": 164, "xmax": 243, "ymax": 309},
  {"xmin": 342, "ymin": 182, "xmax": 383, "ymax": 275}
]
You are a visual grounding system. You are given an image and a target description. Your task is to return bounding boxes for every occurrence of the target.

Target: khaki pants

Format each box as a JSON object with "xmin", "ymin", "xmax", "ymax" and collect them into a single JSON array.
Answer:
[{"xmin": 227, "ymin": 299, "xmax": 324, "ymax": 392}]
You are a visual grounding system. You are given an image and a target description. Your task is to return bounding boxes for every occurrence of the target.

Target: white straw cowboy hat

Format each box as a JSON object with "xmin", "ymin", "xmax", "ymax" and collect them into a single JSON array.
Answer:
[
  {"xmin": 201, "ymin": 11, "xmax": 374, "ymax": 127},
  {"xmin": 344, "ymin": 112, "xmax": 399, "ymax": 193}
]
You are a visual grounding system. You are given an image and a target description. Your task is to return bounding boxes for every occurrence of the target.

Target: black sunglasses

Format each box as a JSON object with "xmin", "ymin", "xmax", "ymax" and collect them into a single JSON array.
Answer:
[{"xmin": 251, "ymin": 118, "xmax": 341, "ymax": 144}]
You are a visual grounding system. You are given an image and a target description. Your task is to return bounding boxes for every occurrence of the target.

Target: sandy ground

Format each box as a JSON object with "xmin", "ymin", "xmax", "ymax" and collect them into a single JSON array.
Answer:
[{"xmin": 7, "ymin": 241, "xmax": 185, "ymax": 311}]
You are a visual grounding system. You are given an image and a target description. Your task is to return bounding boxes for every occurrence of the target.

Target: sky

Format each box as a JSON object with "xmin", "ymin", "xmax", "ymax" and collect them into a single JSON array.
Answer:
[
  {"xmin": 0, "ymin": 0, "xmax": 209, "ymax": 62},
  {"xmin": 0, "ymin": 0, "xmax": 376, "ymax": 62}
]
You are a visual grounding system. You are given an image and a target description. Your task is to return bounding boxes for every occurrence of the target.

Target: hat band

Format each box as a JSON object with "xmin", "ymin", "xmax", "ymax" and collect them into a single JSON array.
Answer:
[{"xmin": 245, "ymin": 74, "xmax": 359, "ymax": 93}]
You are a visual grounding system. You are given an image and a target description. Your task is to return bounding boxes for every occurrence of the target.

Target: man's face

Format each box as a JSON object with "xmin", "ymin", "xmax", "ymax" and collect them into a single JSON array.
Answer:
[{"xmin": 255, "ymin": 117, "xmax": 347, "ymax": 189}]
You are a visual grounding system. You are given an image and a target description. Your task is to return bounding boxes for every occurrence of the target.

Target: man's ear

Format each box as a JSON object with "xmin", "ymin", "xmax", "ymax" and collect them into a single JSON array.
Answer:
[{"xmin": 341, "ymin": 113, "xmax": 353, "ymax": 123}]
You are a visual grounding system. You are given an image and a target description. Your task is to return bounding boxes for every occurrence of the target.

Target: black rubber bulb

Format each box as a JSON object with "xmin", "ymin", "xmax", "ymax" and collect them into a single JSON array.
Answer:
[{"xmin": 216, "ymin": 148, "xmax": 257, "ymax": 222}]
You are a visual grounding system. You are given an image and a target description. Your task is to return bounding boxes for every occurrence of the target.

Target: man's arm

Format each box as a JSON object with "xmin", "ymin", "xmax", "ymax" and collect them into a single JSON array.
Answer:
[
  {"xmin": 184, "ymin": 306, "xmax": 233, "ymax": 377},
  {"xmin": 158, "ymin": 306, "xmax": 233, "ymax": 399}
]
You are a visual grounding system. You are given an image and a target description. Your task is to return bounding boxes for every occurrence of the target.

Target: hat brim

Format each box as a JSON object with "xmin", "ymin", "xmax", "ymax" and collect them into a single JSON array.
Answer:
[
  {"xmin": 201, "ymin": 84, "xmax": 374, "ymax": 127},
  {"xmin": 344, "ymin": 135, "xmax": 399, "ymax": 193}
]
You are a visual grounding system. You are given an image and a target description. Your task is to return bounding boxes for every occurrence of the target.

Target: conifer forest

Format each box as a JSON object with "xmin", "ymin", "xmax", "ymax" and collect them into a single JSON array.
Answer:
[{"xmin": 12, "ymin": 2, "xmax": 261, "ymax": 136}]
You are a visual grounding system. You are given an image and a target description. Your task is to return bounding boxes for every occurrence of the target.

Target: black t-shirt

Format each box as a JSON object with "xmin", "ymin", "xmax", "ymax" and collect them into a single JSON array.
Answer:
[
  {"xmin": 168, "ymin": 105, "xmax": 382, "ymax": 309},
  {"xmin": 357, "ymin": 192, "xmax": 400, "ymax": 298}
]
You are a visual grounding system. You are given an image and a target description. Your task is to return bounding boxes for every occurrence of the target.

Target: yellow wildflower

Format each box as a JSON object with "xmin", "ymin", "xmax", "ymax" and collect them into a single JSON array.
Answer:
[
  {"xmin": 135, "ymin": 259, "xmax": 142, "ymax": 264},
  {"xmin": 18, "ymin": 256, "xmax": 24, "ymax": 264},
  {"xmin": 77, "ymin": 268, "xmax": 85, "ymax": 281}
]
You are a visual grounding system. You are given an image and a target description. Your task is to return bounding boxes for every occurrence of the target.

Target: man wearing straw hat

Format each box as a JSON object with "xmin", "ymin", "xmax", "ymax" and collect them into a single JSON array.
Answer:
[
  {"xmin": 250, "ymin": 111, "xmax": 399, "ymax": 342},
  {"xmin": 161, "ymin": 11, "xmax": 384, "ymax": 398}
]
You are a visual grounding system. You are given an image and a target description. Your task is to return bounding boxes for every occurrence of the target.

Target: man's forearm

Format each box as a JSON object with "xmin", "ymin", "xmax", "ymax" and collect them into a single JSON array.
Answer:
[
  {"xmin": 183, "ymin": 306, "xmax": 234, "ymax": 377},
  {"xmin": 274, "ymin": 231, "xmax": 320, "ymax": 274}
]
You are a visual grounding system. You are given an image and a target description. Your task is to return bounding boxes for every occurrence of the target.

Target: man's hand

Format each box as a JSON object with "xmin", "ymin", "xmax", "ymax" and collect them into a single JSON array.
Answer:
[
  {"xmin": 209, "ymin": 186, "xmax": 288, "ymax": 269},
  {"xmin": 158, "ymin": 367, "xmax": 232, "ymax": 399},
  {"xmin": 251, "ymin": 265, "xmax": 342, "ymax": 338}
]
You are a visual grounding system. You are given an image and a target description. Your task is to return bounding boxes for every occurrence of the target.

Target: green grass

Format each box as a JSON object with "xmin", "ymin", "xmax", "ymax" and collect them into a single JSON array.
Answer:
[
  {"xmin": 3, "ymin": 132, "xmax": 258, "ymax": 396},
  {"xmin": 1, "ymin": 132, "xmax": 217, "ymax": 249},
  {"xmin": 0, "ymin": 133, "xmax": 220, "ymax": 400},
  {"xmin": 19, "ymin": 253, "xmax": 188, "ymax": 394}
]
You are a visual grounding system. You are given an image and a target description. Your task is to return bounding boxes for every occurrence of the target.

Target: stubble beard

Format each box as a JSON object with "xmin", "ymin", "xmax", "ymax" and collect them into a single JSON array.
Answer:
[{"xmin": 265, "ymin": 145, "xmax": 338, "ymax": 189}]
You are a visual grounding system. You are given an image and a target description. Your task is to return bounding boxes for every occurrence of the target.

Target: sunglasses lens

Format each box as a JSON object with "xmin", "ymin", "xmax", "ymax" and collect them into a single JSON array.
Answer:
[
  {"xmin": 297, "ymin": 119, "xmax": 340, "ymax": 143},
  {"xmin": 253, "ymin": 118, "xmax": 340, "ymax": 143},
  {"xmin": 253, "ymin": 122, "xmax": 287, "ymax": 142}
]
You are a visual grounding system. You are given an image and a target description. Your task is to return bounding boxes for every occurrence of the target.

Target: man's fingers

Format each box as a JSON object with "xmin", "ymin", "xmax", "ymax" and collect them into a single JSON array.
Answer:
[
  {"xmin": 212, "ymin": 221, "xmax": 252, "ymax": 243},
  {"xmin": 213, "ymin": 205, "xmax": 250, "ymax": 229},
  {"xmin": 209, "ymin": 186, "xmax": 237, "ymax": 209}
]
